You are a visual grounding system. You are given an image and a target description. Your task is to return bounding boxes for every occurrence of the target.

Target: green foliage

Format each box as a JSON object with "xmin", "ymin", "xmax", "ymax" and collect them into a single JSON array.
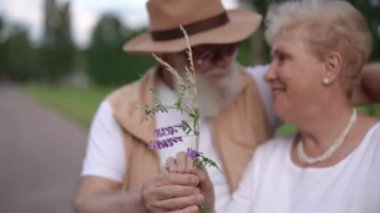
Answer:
[
  {"xmin": 0, "ymin": 1, "xmax": 77, "ymax": 82},
  {"xmin": 39, "ymin": 1, "xmax": 76, "ymax": 82},
  {"xmin": 237, "ymin": 38, "xmax": 254, "ymax": 66},
  {"xmin": 275, "ymin": 123, "xmax": 298, "ymax": 136},
  {"xmin": 174, "ymin": 83, "xmax": 190, "ymax": 112},
  {"xmin": 182, "ymin": 120, "xmax": 193, "ymax": 135},
  {"xmin": 197, "ymin": 205, "xmax": 206, "ymax": 213},
  {"xmin": 238, "ymin": 0, "xmax": 380, "ymax": 64},
  {"xmin": 0, "ymin": 17, "xmax": 3, "ymax": 31},
  {"xmin": 0, "ymin": 25, "xmax": 39, "ymax": 81},
  {"xmin": 85, "ymin": 15, "xmax": 154, "ymax": 86},
  {"xmin": 347, "ymin": 0, "xmax": 380, "ymax": 61},
  {"xmin": 195, "ymin": 156, "xmax": 221, "ymax": 172},
  {"xmin": 357, "ymin": 104, "xmax": 380, "ymax": 117},
  {"xmin": 189, "ymin": 108, "xmax": 200, "ymax": 135}
]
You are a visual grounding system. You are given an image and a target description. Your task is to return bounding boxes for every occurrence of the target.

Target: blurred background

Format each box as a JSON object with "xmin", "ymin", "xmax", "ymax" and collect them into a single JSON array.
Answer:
[
  {"xmin": 0, "ymin": 0, "xmax": 379, "ymax": 127},
  {"xmin": 0, "ymin": 0, "xmax": 379, "ymax": 212}
]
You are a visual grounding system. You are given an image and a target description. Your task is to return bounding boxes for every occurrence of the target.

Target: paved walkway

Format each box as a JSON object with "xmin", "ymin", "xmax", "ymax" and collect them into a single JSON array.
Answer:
[{"xmin": 0, "ymin": 84, "xmax": 88, "ymax": 213}]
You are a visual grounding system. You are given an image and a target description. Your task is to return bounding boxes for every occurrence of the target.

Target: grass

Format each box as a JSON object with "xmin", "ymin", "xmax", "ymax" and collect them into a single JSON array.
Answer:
[
  {"xmin": 25, "ymin": 83, "xmax": 380, "ymax": 134},
  {"xmin": 24, "ymin": 83, "xmax": 116, "ymax": 128}
]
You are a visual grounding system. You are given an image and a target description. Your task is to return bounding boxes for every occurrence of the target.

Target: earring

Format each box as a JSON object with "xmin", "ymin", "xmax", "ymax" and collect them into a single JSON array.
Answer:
[{"xmin": 323, "ymin": 78, "xmax": 330, "ymax": 85}]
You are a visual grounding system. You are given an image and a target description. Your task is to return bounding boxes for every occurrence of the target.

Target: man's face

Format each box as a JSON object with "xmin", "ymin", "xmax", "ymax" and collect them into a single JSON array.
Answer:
[
  {"xmin": 168, "ymin": 42, "xmax": 239, "ymax": 85},
  {"xmin": 164, "ymin": 43, "xmax": 241, "ymax": 117},
  {"xmin": 192, "ymin": 42, "xmax": 239, "ymax": 71}
]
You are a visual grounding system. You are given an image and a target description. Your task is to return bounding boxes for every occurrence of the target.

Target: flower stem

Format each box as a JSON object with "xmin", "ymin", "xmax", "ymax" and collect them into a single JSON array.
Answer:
[{"xmin": 197, "ymin": 204, "xmax": 207, "ymax": 213}]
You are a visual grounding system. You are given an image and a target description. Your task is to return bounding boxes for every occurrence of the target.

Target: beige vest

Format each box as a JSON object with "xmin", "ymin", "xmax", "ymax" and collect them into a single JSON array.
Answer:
[{"xmin": 108, "ymin": 66, "xmax": 273, "ymax": 192}]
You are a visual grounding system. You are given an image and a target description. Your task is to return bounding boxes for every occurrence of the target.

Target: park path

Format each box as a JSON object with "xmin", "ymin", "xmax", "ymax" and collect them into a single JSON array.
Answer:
[{"xmin": 0, "ymin": 84, "xmax": 88, "ymax": 213}]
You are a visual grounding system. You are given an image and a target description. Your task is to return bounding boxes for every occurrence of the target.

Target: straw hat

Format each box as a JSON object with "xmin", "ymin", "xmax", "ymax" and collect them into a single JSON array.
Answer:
[{"xmin": 124, "ymin": 0, "xmax": 262, "ymax": 54}]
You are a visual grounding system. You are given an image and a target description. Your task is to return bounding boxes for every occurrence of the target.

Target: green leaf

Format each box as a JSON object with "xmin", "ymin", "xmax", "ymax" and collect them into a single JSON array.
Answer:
[
  {"xmin": 199, "ymin": 156, "xmax": 221, "ymax": 172},
  {"xmin": 197, "ymin": 204, "xmax": 207, "ymax": 213},
  {"xmin": 182, "ymin": 120, "xmax": 193, "ymax": 135}
]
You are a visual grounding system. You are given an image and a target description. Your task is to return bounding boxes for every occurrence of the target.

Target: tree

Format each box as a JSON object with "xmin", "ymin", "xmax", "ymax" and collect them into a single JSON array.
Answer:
[
  {"xmin": 348, "ymin": 0, "xmax": 380, "ymax": 117},
  {"xmin": 7, "ymin": 27, "xmax": 37, "ymax": 80},
  {"xmin": 85, "ymin": 14, "xmax": 154, "ymax": 86},
  {"xmin": 239, "ymin": 0, "xmax": 380, "ymax": 65},
  {"xmin": 39, "ymin": 0, "xmax": 75, "ymax": 82},
  {"xmin": 0, "ymin": 16, "xmax": 39, "ymax": 81},
  {"xmin": 0, "ymin": 17, "xmax": 7, "ymax": 79},
  {"xmin": 238, "ymin": 0, "xmax": 287, "ymax": 65},
  {"xmin": 348, "ymin": 0, "xmax": 380, "ymax": 60}
]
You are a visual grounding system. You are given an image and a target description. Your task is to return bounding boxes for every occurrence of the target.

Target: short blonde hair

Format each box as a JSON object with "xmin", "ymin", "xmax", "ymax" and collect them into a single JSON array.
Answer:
[{"xmin": 265, "ymin": 0, "xmax": 372, "ymax": 96}]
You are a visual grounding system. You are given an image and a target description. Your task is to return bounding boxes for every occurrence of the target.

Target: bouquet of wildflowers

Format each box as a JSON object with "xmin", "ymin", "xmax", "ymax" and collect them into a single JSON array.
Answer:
[
  {"xmin": 141, "ymin": 26, "xmax": 220, "ymax": 171},
  {"xmin": 139, "ymin": 26, "xmax": 220, "ymax": 212}
]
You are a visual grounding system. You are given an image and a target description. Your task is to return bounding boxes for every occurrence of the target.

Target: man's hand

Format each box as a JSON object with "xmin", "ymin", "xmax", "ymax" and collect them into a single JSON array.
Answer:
[
  {"xmin": 75, "ymin": 173, "xmax": 201, "ymax": 213},
  {"xmin": 141, "ymin": 171, "xmax": 204, "ymax": 212},
  {"xmin": 165, "ymin": 152, "xmax": 216, "ymax": 212},
  {"xmin": 353, "ymin": 63, "xmax": 380, "ymax": 105}
]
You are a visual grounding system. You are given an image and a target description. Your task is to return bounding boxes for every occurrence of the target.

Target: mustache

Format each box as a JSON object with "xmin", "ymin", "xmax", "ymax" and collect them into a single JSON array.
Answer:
[{"xmin": 201, "ymin": 68, "xmax": 231, "ymax": 78}]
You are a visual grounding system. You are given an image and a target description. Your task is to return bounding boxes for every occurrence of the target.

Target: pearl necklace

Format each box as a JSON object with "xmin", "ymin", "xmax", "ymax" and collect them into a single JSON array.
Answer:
[{"xmin": 297, "ymin": 108, "xmax": 357, "ymax": 164}]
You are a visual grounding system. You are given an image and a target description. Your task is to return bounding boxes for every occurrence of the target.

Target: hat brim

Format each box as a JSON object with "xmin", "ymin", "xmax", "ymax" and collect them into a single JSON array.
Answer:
[{"xmin": 123, "ymin": 9, "xmax": 262, "ymax": 54}]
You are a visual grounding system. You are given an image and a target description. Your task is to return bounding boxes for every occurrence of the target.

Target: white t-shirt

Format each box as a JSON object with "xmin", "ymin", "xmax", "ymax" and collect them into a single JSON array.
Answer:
[
  {"xmin": 224, "ymin": 123, "xmax": 380, "ymax": 213},
  {"xmin": 81, "ymin": 65, "xmax": 275, "ymax": 209}
]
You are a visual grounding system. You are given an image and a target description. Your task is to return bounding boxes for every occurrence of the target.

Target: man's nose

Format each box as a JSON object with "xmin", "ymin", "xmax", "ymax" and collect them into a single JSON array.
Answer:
[{"xmin": 215, "ymin": 54, "xmax": 233, "ymax": 68}]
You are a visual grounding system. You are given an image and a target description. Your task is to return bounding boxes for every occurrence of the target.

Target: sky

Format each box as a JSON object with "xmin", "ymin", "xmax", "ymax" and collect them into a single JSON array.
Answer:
[{"xmin": 0, "ymin": 0, "xmax": 239, "ymax": 48}]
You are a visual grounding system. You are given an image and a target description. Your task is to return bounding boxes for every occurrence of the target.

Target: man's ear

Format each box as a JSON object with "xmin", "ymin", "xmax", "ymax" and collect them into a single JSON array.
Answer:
[{"xmin": 322, "ymin": 52, "xmax": 342, "ymax": 85}]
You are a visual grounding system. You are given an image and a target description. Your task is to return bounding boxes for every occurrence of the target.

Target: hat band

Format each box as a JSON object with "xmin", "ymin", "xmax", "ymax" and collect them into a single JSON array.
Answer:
[{"xmin": 150, "ymin": 12, "xmax": 229, "ymax": 41}]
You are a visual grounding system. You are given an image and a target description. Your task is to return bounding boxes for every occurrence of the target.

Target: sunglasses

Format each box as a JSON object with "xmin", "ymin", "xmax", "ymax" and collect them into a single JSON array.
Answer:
[{"xmin": 194, "ymin": 43, "xmax": 239, "ymax": 69}]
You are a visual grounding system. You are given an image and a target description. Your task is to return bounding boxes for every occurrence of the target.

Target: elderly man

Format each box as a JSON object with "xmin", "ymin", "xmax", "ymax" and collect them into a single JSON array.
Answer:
[{"xmin": 74, "ymin": 0, "xmax": 380, "ymax": 212}]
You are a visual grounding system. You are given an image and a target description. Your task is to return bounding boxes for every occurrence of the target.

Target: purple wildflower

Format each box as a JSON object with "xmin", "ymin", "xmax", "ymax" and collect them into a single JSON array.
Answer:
[
  {"xmin": 186, "ymin": 148, "xmax": 203, "ymax": 159},
  {"xmin": 154, "ymin": 124, "xmax": 184, "ymax": 138},
  {"xmin": 147, "ymin": 136, "xmax": 184, "ymax": 150}
]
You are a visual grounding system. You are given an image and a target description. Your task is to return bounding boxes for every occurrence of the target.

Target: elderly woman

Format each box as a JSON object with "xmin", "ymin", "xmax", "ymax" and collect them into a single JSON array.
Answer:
[{"xmin": 165, "ymin": 0, "xmax": 380, "ymax": 212}]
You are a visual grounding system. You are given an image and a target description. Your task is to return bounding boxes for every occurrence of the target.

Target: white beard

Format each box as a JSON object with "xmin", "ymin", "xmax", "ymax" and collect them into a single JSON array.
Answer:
[{"xmin": 173, "ymin": 61, "xmax": 241, "ymax": 118}]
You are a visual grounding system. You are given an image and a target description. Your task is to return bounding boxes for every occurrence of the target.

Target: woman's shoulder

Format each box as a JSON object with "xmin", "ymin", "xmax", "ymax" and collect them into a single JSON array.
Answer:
[
  {"xmin": 364, "ymin": 119, "xmax": 380, "ymax": 140},
  {"xmin": 247, "ymin": 136, "xmax": 296, "ymax": 176},
  {"xmin": 359, "ymin": 115, "xmax": 380, "ymax": 138}
]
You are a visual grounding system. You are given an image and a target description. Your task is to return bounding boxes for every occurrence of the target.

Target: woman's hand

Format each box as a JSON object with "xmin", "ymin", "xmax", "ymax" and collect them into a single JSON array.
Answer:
[{"xmin": 165, "ymin": 152, "xmax": 215, "ymax": 212}]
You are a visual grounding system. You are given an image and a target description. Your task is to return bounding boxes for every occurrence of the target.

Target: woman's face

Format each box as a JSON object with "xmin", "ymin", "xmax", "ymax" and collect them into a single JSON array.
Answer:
[{"xmin": 265, "ymin": 33, "xmax": 326, "ymax": 123}]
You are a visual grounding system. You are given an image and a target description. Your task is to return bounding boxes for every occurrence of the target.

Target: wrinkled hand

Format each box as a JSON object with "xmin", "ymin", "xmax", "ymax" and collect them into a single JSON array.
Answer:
[
  {"xmin": 141, "ymin": 169, "xmax": 203, "ymax": 213},
  {"xmin": 165, "ymin": 152, "xmax": 215, "ymax": 212}
]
